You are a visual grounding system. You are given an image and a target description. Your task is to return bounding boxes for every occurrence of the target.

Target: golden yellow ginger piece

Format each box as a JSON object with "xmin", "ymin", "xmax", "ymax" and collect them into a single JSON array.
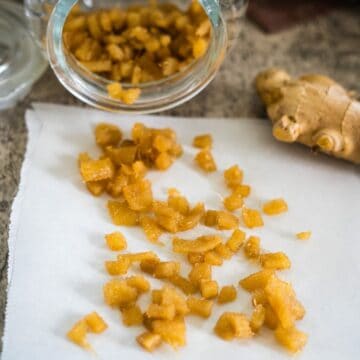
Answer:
[
  {"xmin": 224, "ymin": 165, "xmax": 243, "ymax": 188},
  {"xmin": 154, "ymin": 261, "xmax": 181, "ymax": 279},
  {"xmin": 260, "ymin": 252, "xmax": 291, "ymax": 270},
  {"xmin": 264, "ymin": 304, "xmax": 279, "ymax": 330},
  {"xmin": 126, "ymin": 275, "xmax": 150, "ymax": 293},
  {"xmin": 169, "ymin": 275, "xmax": 197, "ymax": 295},
  {"xmin": 139, "ymin": 215, "xmax": 163, "ymax": 244},
  {"xmin": 103, "ymin": 279, "xmax": 138, "ymax": 307},
  {"xmin": 214, "ymin": 312, "xmax": 253, "ymax": 341},
  {"xmin": 263, "ymin": 198, "xmax": 288, "ymax": 216},
  {"xmin": 67, "ymin": 320, "xmax": 90, "ymax": 349},
  {"xmin": 226, "ymin": 229, "xmax": 246, "ymax": 252},
  {"xmin": 216, "ymin": 211, "xmax": 239, "ymax": 230},
  {"xmin": 121, "ymin": 305, "xmax": 143, "ymax": 326},
  {"xmin": 195, "ymin": 149, "xmax": 217, "ymax": 172},
  {"xmin": 215, "ymin": 244, "xmax": 233, "ymax": 260},
  {"xmin": 107, "ymin": 83, "xmax": 141, "ymax": 105},
  {"xmin": 203, "ymin": 210, "xmax": 218, "ymax": 227},
  {"xmin": 123, "ymin": 179, "xmax": 153, "ymax": 211},
  {"xmin": 167, "ymin": 190, "xmax": 190, "ymax": 215},
  {"xmin": 152, "ymin": 201, "xmax": 182, "ymax": 233},
  {"xmin": 256, "ymin": 68, "xmax": 360, "ymax": 164},
  {"xmin": 95, "ymin": 123, "xmax": 122, "ymax": 147},
  {"xmin": 187, "ymin": 297, "xmax": 213, "ymax": 318},
  {"xmin": 200, "ymin": 280, "xmax": 219, "ymax": 299},
  {"xmin": 239, "ymin": 269, "xmax": 274, "ymax": 292},
  {"xmin": 296, "ymin": 231, "xmax": 312, "ymax": 240},
  {"xmin": 86, "ymin": 179, "xmax": 108, "ymax": 196},
  {"xmin": 264, "ymin": 276, "xmax": 305, "ymax": 329},
  {"xmin": 146, "ymin": 303, "xmax": 176, "ymax": 320},
  {"xmin": 232, "ymin": 184, "xmax": 251, "ymax": 197},
  {"xmin": 80, "ymin": 157, "xmax": 115, "ymax": 182},
  {"xmin": 193, "ymin": 134, "xmax": 213, "ymax": 149},
  {"xmin": 118, "ymin": 251, "xmax": 159, "ymax": 264},
  {"xmin": 251, "ymin": 289, "xmax": 267, "ymax": 307},
  {"xmin": 152, "ymin": 287, "xmax": 189, "ymax": 316},
  {"xmin": 84, "ymin": 312, "xmax": 108, "ymax": 333},
  {"xmin": 136, "ymin": 331, "xmax": 162, "ymax": 352},
  {"xmin": 140, "ymin": 258, "xmax": 161, "ymax": 275},
  {"xmin": 249, "ymin": 304, "xmax": 266, "ymax": 333},
  {"xmin": 173, "ymin": 235, "xmax": 222, "ymax": 254},
  {"xmin": 107, "ymin": 200, "xmax": 139, "ymax": 226},
  {"xmin": 155, "ymin": 152, "xmax": 173, "ymax": 170},
  {"xmin": 242, "ymin": 208, "xmax": 264, "ymax": 229},
  {"xmin": 204, "ymin": 250, "xmax": 223, "ymax": 266},
  {"xmin": 178, "ymin": 203, "xmax": 205, "ymax": 231},
  {"xmin": 152, "ymin": 317, "xmax": 186, "ymax": 348},
  {"xmin": 244, "ymin": 236, "xmax": 261, "ymax": 259},
  {"xmin": 105, "ymin": 145, "xmax": 137, "ymax": 166},
  {"xmin": 218, "ymin": 285, "xmax": 237, "ymax": 304},
  {"xmin": 188, "ymin": 263, "xmax": 212, "ymax": 287},
  {"xmin": 223, "ymin": 193, "xmax": 243, "ymax": 212},
  {"xmin": 187, "ymin": 252, "xmax": 204, "ymax": 265},
  {"xmin": 105, "ymin": 258, "xmax": 131, "ymax": 276},
  {"xmin": 275, "ymin": 325, "xmax": 308, "ymax": 353},
  {"xmin": 105, "ymin": 232, "xmax": 127, "ymax": 251}
]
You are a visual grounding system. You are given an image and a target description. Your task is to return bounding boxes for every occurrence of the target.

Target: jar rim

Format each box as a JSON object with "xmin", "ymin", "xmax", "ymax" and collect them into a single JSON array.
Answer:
[{"xmin": 47, "ymin": 0, "xmax": 228, "ymax": 114}]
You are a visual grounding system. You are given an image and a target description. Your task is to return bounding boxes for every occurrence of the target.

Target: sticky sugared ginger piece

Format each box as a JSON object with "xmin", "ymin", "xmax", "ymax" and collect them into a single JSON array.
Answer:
[
  {"xmin": 195, "ymin": 149, "xmax": 217, "ymax": 172},
  {"xmin": 296, "ymin": 231, "xmax": 312, "ymax": 240},
  {"xmin": 136, "ymin": 331, "xmax": 162, "ymax": 352},
  {"xmin": 193, "ymin": 134, "xmax": 213, "ymax": 149},
  {"xmin": 244, "ymin": 236, "xmax": 261, "ymax": 259},
  {"xmin": 218, "ymin": 285, "xmax": 237, "ymax": 304},
  {"xmin": 250, "ymin": 304, "xmax": 266, "ymax": 332},
  {"xmin": 107, "ymin": 200, "xmax": 139, "ymax": 226},
  {"xmin": 95, "ymin": 123, "xmax": 122, "ymax": 148},
  {"xmin": 105, "ymin": 231, "xmax": 127, "ymax": 251},
  {"xmin": 214, "ymin": 312, "xmax": 253, "ymax": 341},
  {"xmin": 152, "ymin": 317, "xmax": 186, "ymax": 348},
  {"xmin": 263, "ymin": 198, "xmax": 288, "ymax": 215},
  {"xmin": 187, "ymin": 297, "xmax": 213, "ymax": 318},
  {"xmin": 275, "ymin": 325, "xmax": 308, "ymax": 353},
  {"xmin": 239, "ymin": 269, "xmax": 274, "ymax": 292},
  {"xmin": 224, "ymin": 165, "xmax": 243, "ymax": 188},
  {"xmin": 260, "ymin": 252, "xmax": 291, "ymax": 270},
  {"xmin": 226, "ymin": 229, "xmax": 246, "ymax": 252},
  {"xmin": 121, "ymin": 305, "xmax": 143, "ymax": 326},
  {"xmin": 200, "ymin": 280, "xmax": 219, "ymax": 299},
  {"xmin": 242, "ymin": 208, "xmax": 264, "ymax": 228}
]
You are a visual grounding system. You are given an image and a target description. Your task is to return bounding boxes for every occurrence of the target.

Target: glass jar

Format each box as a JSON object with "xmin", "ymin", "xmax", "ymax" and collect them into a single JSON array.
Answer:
[{"xmin": 24, "ymin": 0, "xmax": 248, "ymax": 113}]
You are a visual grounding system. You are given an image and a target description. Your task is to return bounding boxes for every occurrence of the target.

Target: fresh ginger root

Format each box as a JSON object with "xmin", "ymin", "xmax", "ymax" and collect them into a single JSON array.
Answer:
[{"xmin": 255, "ymin": 68, "xmax": 360, "ymax": 164}]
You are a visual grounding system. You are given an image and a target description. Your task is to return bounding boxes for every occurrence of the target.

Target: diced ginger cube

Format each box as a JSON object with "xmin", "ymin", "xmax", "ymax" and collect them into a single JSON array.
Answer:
[
  {"xmin": 239, "ymin": 269, "xmax": 274, "ymax": 292},
  {"xmin": 263, "ymin": 198, "xmax": 288, "ymax": 216},
  {"xmin": 226, "ymin": 229, "xmax": 246, "ymax": 252},
  {"xmin": 140, "ymin": 258, "xmax": 161, "ymax": 275},
  {"xmin": 200, "ymin": 280, "xmax": 218, "ymax": 299},
  {"xmin": 275, "ymin": 326, "xmax": 308, "ymax": 353},
  {"xmin": 105, "ymin": 258, "xmax": 131, "ymax": 276},
  {"xmin": 119, "ymin": 251, "xmax": 159, "ymax": 264},
  {"xmin": 296, "ymin": 231, "xmax": 311, "ymax": 240},
  {"xmin": 214, "ymin": 312, "xmax": 253, "ymax": 341},
  {"xmin": 123, "ymin": 179, "xmax": 153, "ymax": 211},
  {"xmin": 217, "ymin": 211, "xmax": 239, "ymax": 230},
  {"xmin": 178, "ymin": 203, "xmax": 205, "ymax": 231},
  {"xmin": 80, "ymin": 158, "xmax": 115, "ymax": 182},
  {"xmin": 244, "ymin": 236, "xmax": 261, "ymax": 259},
  {"xmin": 169, "ymin": 275, "xmax": 197, "ymax": 295},
  {"xmin": 188, "ymin": 263, "xmax": 212, "ymax": 287},
  {"xmin": 204, "ymin": 251, "xmax": 223, "ymax": 266},
  {"xmin": 154, "ymin": 261, "xmax": 181, "ymax": 279},
  {"xmin": 193, "ymin": 37, "xmax": 208, "ymax": 59},
  {"xmin": 121, "ymin": 305, "xmax": 143, "ymax": 326},
  {"xmin": 224, "ymin": 165, "xmax": 243, "ymax": 188},
  {"xmin": 136, "ymin": 331, "xmax": 162, "ymax": 352},
  {"xmin": 167, "ymin": 193, "xmax": 190, "ymax": 215},
  {"xmin": 153, "ymin": 134, "xmax": 173, "ymax": 152},
  {"xmin": 84, "ymin": 312, "xmax": 108, "ymax": 333},
  {"xmin": 106, "ymin": 145, "xmax": 137, "ymax": 166},
  {"xmin": 187, "ymin": 252, "xmax": 204, "ymax": 265},
  {"xmin": 173, "ymin": 235, "xmax": 222, "ymax": 254},
  {"xmin": 157, "ymin": 287, "xmax": 189, "ymax": 316},
  {"xmin": 140, "ymin": 216, "xmax": 163, "ymax": 244},
  {"xmin": 147, "ymin": 303, "xmax": 176, "ymax": 320},
  {"xmin": 218, "ymin": 285, "xmax": 237, "ymax": 304},
  {"xmin": 105, "ymin": 232, "xmax": 127, "ymax": 251},
  {"xmin": 132, "ymin": 160, "xmax": 147, "ymax": 179},
  {"xmin": 155, "ymin": 152, "xmax": 173, "ymax": 170},
  {"xmin": 86, "ymin": 180, "xmax": 107, "ymax": 196},
  {"xmin": 107, "ymin": 200, "xmax": 139, "ymax": 226},
  {"xmin": 126, "ymin": 275, "xmax": 150, "ymax": 293},
  {"xmin": 153, "ymin": 201, "xmax": 182, "ymax": 233},
  {"xmin": 232, "ymin": 184, "xmax": 251, "ymax": 197},
  {"xmin": 187, "ymin": 297, "xmax": 213, "ymax": 318},
  {"xmin": 242, "ymin": 208, "xmax": 264, "ymax": 228},
  {"xmin": 260, "ymin": 252, "xmax": 291, "ymax": 270},
  {"xmin": 223, "ymin": 193, "xmax": 243, "ymax": 212},
  {"xmin": 152, "ymin": 318, "xmax": 186, "ymax": 348},
  {"xmin": 250, "ymin": 304, "xmax": 265, "ymax": 332},
  {"xmin": 203, "ymin": 210, "xmax": 218, "ymax": 227},
  {"xmin": 195, "ymin": 150, "xmax": 217, "ymax": 172},
  {"xmin": 95, "ymin": 123, "xmax": 122, "ymax": 147},
  {"xmin": 193, "ymin": 134, "xmax": 213, "ymax": 149},
  {"xmin": 103, "ymin": 279, "xmax": 138, "ymax": 307},
  {"xmin": 215, "ymin": 244, "xmax": 233, "ymax": 260},
  {"xmin": 67, "ymin": 320, "xmax": 89, "ymax": 348}
]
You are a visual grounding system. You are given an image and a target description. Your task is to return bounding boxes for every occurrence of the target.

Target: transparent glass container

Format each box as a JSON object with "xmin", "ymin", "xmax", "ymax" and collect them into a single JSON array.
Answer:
[{"xmin": 24, "ymin": 0, "xmax": 248, "ymax": 113}]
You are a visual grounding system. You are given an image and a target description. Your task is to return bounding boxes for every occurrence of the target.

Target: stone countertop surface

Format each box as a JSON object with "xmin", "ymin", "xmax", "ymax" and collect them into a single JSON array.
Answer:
[{"xmin": 0, "ymin": 8, "xmax": 359, "ymax": 349}]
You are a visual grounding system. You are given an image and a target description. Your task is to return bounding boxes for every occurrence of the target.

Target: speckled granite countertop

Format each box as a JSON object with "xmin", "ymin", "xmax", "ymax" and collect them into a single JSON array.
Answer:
[{"xmin": 0, "ymin": 8, "xmax": 359, "ymax": 349}]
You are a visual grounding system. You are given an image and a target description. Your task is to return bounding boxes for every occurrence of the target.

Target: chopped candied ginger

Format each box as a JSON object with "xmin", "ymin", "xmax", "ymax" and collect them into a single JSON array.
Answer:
[
  {"xmin": 296, "ymin": 231, "xmax": 311, "ymax": 240},
  {"xmin": 169, "ymin": 275, "xmax": 197, "ymax": 295},
  {"xmin": 137, "ymin": 331, "xmax": 162, "ymax": 352},
  {"xmin": 80, "ymin": 157, "xmax": 115, "ymax": 182},
  {"xmin": 264, "ymin": 304, "xmax": 279, "ymax": 330},
  {"xmin": 155, "ymin": 152, "xmax": 173, "ymax": 170},
  {"xmin": 188, "ymin": 263, "xmax": 212, "ymax": 287},
  {"xmin": 84, "ymin": 312, "xmax": 108, "ymax": 333},
  {"xmin": 187, "ymin": 252, "xmax": 204, "ymax": 265},
  {"xmin": 193, "ymin": 134, "xmax": 213, "ymax": 149},
  {"xmin": 216, "ymin": 211, "xmax": 239, "ymax": 230},
  {"xmin": 123, "ymin": 179, "xmax": 153, "ymax": 211},
  {"xmin": 67, "ymin": 320, "xmax": 89, "ymax": 348},
  {"xmin": 126, "ymin": 275, "xmax": 150, "ymax": 293},
  {"xmin": 239, "ymin": 269, "xmax": 274, "ymax": 292},
  {"xmin": 153, "ymin": 201, "xmax": 182, "ymax": 233},
  {"xmin": 167, "ymin": 190, "xmax": 189, "ymax": 215},
  {"xmin": 95, "ymin": 123, "xmax": 122, "ymax": 147},
  {"xmin": 260, "ymin": 252, "xmax": 291, "ymax": 270},
  {"xmin": 275, "ymin": 326, "xmax": 308, "ymax": 353},
  {"xmin": 119, "ymin": 251, "xmax": 159, "ymax": 264},
  {"xmin": 103, "ymin": 279, "xmax": 138, "ymax": 307},
  {"xmin": 214, "ymin": 312, "xmax": 253, "ymax": 341},
  {"xmin": 242, "ymin": 208, "xmax": 264, "ymax": 228},
  {"xmin": 173, "ymin": 235, "xmax": 222, "ymax": 254},
  {"xmin": 140, "ymin": 258, "xmax": 160, "ymax": 275},
  {"xmin": 226, "ymin": 229, "xmax": 246, "ymax": 252},
  {"xmin": 106, "ymin": 145, "xmax": 137, "ymax": 166},
  {"xmin": 232, "ymin": 184, "xmax": 251, "ymax": 197},
  {"xmin": 218, "ymin": 285, "xmax": 237, "ymax": 304},
  {"xmin": 107, "ymin": 200, "xmax": 139, "ymax": 226},
  {"xmin": 187, "ymin": 297, "xmax": 213, "ymax": 318},
  {"xmin": 204, "ymin": 251, "xmax": 223, "ymax": 266},
  {"xmin": 105, "ymin": 258, "xmax": 131, "ymax": 275},
  {"xmin": 152, "ymin": 287, "xmax": 189, "ymax": 317},
  {"xmin": 86, "ymin": 180, "xmax": 107, "ymax": 196},
  {"xmin": 263, "ymin": 198, "xmax": 288, "ymax": 216},
  {"xmin": 215, "ymin": 244, "xmax": 233, "ymax": 260},
  {"xmin": 250, "ymin": 304, "xmax": 265, "ymax": 333},
  {"xmin": 223, "ymin": 193, "xmax": 243, "ymax": 212},
  {"xmin": 152, "ymin": 317, "xmax": 186, "ymax": 348},
  {"xmin": 147, "ymin": 303, "xmax": 176, "ymax": 320},
  {"xmin": 154, "ymin": 261, "xmax": 181, "ymax": 279},
  {"xmin": 244, "ymin": 236, "xmax": 261, "ymax": 259},
  {"xmin": 200, "ymin": 280, "xmax": 219, "ymax": 299},
  {"xmin": 121, "ymin": 305, "xmax": 143, "ymax": 326},
  {"xmin": 224, "ymin": 165, "xmax": 243, "ymax": 188},
  {"xmin": 153, "ymin": 134, "xmax": 173, "ymax": 153},
  {"xmin": 178, "ymin": 203, "xmax": 205, "ymax": 231},
  {"xmin": 105, "ymin": 231, "xmax": 127, "ymax": 251},
  {"xmin": 195, "ymin": 149, "xmax": 217, "ymax": 172},
  {"xmin": 107, "ymin": 82, "xmax": 141, "ymax": 105},
  {"xmin": 139, "ymin": 215, "xmax": 163, "ymax": 244},
  {"xmin": 203, "ymin": 210, "xmax": 218, "ymax": 227}
]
